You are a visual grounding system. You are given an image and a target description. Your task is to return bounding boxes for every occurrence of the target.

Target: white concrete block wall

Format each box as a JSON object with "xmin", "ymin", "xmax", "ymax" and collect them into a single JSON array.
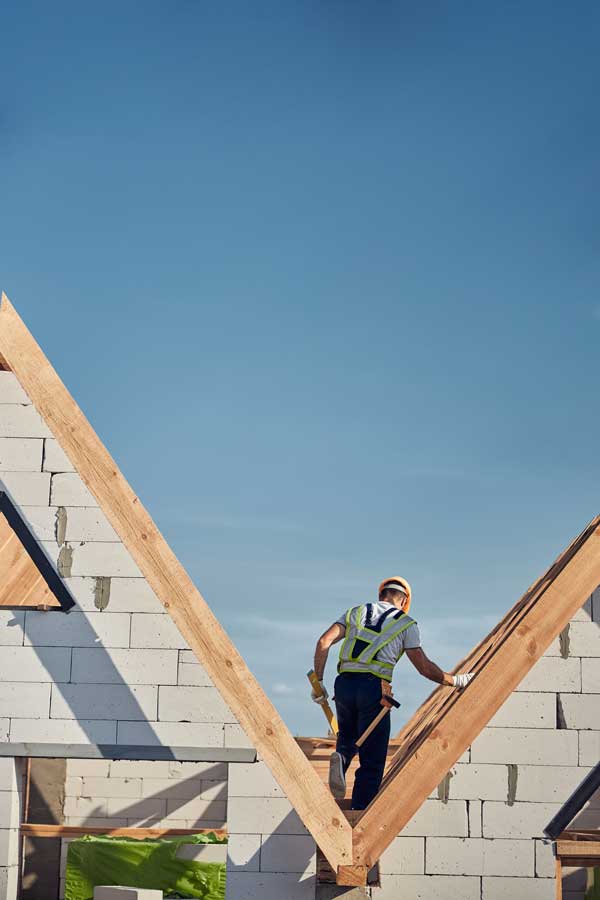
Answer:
[
  {"xmin": 0, "ymin": 758, "xmax": 24, "ymax": 900},
  {"xmin": 0, "ymin": 382, "xmax": 249, "ymax": 752}
]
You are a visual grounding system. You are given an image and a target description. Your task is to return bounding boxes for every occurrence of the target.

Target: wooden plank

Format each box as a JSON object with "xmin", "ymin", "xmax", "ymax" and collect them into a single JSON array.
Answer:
[
  {"xmin": 0, "ymin": 512, "xmax": 59, "ymax": 607},
  {"xmin": 353, "ymin": 516, "xmax": 600, "ymax": 867},
  {"xmin": 556, "ymin": 857, "xmax": 562, "ymax": 900},
  {"xmin": 0, "ymin": 294, "xmax": 352, "ymax": 870},
  {"xmin": 556, "ymin": 840, "xmax": 600, "ymax": 857},
  {"xmin": 21, "ymin": 824, "xmax": 226, "ymax": 839}
]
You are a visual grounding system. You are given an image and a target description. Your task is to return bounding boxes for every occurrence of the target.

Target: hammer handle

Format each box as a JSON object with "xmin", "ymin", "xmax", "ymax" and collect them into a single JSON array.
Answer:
[{"xmin": 356, "ymin": 706, "xmax": 391, "ymax": 748}]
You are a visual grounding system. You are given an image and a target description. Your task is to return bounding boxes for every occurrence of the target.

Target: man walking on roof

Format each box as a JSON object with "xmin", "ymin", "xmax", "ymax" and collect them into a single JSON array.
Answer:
[{"xmin": 312, "ymin": 577, "xmax": 474, "ymax": 810}]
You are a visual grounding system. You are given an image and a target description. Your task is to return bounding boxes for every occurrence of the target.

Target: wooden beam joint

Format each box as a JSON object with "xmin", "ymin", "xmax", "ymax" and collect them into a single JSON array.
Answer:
[{"xmin": 337, "ymin": 865, "xmax": 368, "ymax": 887}]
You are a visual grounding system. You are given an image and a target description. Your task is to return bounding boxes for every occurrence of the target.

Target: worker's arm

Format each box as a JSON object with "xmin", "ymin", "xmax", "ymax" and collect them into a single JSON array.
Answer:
[
  {"xmin": 313, "ymin": 622, "xmax": 345, "ymax": 681},
  {"xmin": 406, "ymin": 647, "xmax": 473, "ymax": 688}
]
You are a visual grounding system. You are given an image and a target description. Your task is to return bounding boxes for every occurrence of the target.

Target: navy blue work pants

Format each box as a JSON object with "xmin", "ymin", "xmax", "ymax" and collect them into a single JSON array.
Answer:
[{"xmin": 334, "ymin": 672, "xmax": 390, "ymax": 810}]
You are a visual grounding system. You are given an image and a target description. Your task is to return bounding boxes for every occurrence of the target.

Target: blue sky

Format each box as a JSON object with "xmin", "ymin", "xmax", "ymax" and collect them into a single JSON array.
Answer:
[{"xmin": 1, "ymin": 2, "xmax": 599, "ymax": 734}]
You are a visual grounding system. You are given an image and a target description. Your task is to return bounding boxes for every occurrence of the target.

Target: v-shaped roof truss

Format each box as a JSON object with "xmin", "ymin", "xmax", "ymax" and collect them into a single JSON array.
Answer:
[{"xmin": 1, "ymin": 293, "xmax": 599, "ymax": 885}]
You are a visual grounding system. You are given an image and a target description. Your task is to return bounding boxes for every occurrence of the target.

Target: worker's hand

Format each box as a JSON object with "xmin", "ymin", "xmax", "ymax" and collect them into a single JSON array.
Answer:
[
  {"xmin": 311, "ymin": 681, "xmax": 328, "ymax": 704},
  {"xmin": 452, "ymin": 672, "xmax": 474, "ymax": 689},
  {"xmin": 380, "ymin": 679, "xmax": 395, "ymax": 706}
]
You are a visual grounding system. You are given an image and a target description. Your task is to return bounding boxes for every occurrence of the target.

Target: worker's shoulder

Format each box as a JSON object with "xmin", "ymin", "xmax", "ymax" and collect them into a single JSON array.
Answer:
[{"xmin": 399, "ymin": 612, "xmax": 418, "ymax": 626}]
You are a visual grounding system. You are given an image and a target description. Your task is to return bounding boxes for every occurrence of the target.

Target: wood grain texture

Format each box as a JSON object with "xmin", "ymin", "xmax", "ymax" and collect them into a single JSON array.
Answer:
[
  {"xmin": 0, "ymin": 512, "xmax": 58, "ymax": 607},
  {"xmin": 0, "ymin": 293, "xmax": 351, "ymax": 870},
  {"xmin": 353, "ymin": 515, "xmax": 600, "ymax": 867},
  {"xmin": 20, "ymin": 824, "xmax": 226, "ymax": 839}
]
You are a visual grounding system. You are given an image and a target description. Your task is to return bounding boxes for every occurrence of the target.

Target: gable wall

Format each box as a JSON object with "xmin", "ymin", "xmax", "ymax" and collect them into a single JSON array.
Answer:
[{"xmin": 0, "ymin": 371, "xmax": 245, "ymax": 751}]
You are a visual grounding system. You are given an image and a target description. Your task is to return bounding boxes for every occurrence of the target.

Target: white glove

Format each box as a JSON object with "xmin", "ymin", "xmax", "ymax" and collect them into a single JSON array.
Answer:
[
  {"xmin": 311, "ymin": 681, "xmax": 328, "ymax": 704},
  {"xmin": 453, "ymin": 672, "xmax": 474, "ymax": 689}
]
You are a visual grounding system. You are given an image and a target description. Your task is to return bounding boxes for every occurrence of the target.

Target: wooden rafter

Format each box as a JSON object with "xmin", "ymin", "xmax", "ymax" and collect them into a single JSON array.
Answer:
[
  {"xmin": 0, "ymin": 293, "xmax": 352, "ymax": 871},
  {"xmin": 352, "ymin": 515, "xmax": 600, "ymax": 868}
]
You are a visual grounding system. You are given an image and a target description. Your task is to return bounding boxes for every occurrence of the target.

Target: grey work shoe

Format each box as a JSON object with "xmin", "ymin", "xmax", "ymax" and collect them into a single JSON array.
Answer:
[{"xmin": 328, "ymin": 751, "xmax": 346, "ymax": 799}]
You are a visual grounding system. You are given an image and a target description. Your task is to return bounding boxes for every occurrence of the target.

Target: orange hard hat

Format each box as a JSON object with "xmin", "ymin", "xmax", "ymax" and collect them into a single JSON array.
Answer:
[{"xmin": 378, "ymin": 576, "xmax": 412, "ymax": 613}]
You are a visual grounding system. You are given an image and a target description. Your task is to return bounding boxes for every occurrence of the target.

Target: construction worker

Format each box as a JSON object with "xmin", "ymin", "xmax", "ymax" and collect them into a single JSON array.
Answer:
[{"xmin": 312, "ymin": 577, "xmax": 474, "ymax": 809}]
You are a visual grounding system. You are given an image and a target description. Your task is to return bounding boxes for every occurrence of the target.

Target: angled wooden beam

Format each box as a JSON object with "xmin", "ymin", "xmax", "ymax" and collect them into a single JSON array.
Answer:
[
  {"xmin": 353, "ymin": 516, "xmax": 600, "ymax": 868},
  {"xmin": 0, "ymin": 293, "xmax": 352, "ymax": 870}
]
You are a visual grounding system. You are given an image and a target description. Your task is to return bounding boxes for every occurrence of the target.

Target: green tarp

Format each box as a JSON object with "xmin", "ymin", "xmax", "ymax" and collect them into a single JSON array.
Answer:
[
  {"xmin": 585, "ymin": 867, "xmax": 600, "ymax": 899},
  {"xmin": 65, "ymin": 832, "xmax": 227, "ymax": 900}
]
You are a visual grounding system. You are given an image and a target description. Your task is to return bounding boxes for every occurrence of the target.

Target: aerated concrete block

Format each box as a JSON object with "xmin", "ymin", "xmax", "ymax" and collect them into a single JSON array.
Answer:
[
  {"xmin": 379, "ymin": 836, "xmax": 424, "ymax": 874},
  {"xmin": 482, "ymin": 801, "xmax": 559, "ymax": 839},
  {"xmin": 0, "ymin": 373, "xmax": 30, "ymax": 404},
  {"xmin": 228, "ymin": 761, "xmax": 284, "ymax": 798},
  {"xmin": 24, "ymin": 610, "xmax": 131, "ymax": 647},
  {"xmin": 81, "ymin": 777, "xmax": 142, "ymax": 799},
  {"xmin": 0, "ymin": 472, "xmax": 50, "ymax": 505},
  {"xmin": 468, "ymin": 800, "xmax": 482, "ymax": 838},
  {"xmin": 516, "ymin": 656, "xmax": 581, "ymax": 692},
  {"xmin": 487, "ymin": 692, "xmax": 555, "ymax": 728},
  {"xmin": 130, "ymin": 614, "xmax": 188, "ymax": 650},
  {"xmin": 557, "ymin": 693, "xmax": 599, "ymax": 729},
  {"xmin": 568, "ymin": 621, "xmax": 600, "ymax": 656},
  {"xmin": 225, "ymin": 872, "xmax": 316, "ymax": 900},
  {"xmin": 447, "ymin": 764, "xmax": 507, "ymax": 801},
  {"xmin": 0, "ymin": 829, "xmax": 20, "ymax": 868},
  {"xmin": 375, "ymin": 874, "xmax": 480, "ymax": 900},
  {"xmin": 426, "ymin": 837, "xmax": 533, "ymax": 877},
  {"xmin": 43, "ymin": 439, "xmax": 75, "ymax": 473},
  {"xmin": 0, "ymin": 647, "xmax": 71, "ymax": 683},
  {"xmin": 471, "ymin": 728, "xmax": 578, "ymax": 765},
  {"xmin": 9, "ymin": 718, "xmax": 117, "ymax": 744},
  {"xmin": 20, "ymin": 506, "xmax": 60, "ymax": 540},
  {"xmin": 0, "ymin": 611, "xmax": 25, "ymax": 647},
  {"xmin": 62, "ymin": 508, "xmax": 118, "ymax": 542},
  {"xmin": 482, "ymin": 876, "xmax": 554, "ymax": 899},
  {"xmin": 51, "ymin": 683, "xmax": 158, "ymax": 721},
  {"xmin": 106, "ymin": 579, "xmax": 163, "ymax": 613},
  {"xmin": 260, "ymin": 834, "xmax": 316, "ymax": 874},
  {"xmin": 227, "ymin": 833, "xmax": 261, "ymax": 872},
  {"xmin": 535, "ymin": 839, "xmax": 555, "ymax": 877},
  {"xmin": 228, "ymin": 798, "xmax": 308, "ymax": 835},
  {"xmin": 158, "ymin": 685, "xmax": 236, "ymax": 723},
  {"xmin": 66, "ymin": 542, "xmax": 141, "ymax": 578},
  {"xmin": 0, "ymin": 866, "xmax": 19, "ymax": 900},
  {"xmin": 115, "ymin": 721, "xmax": 224, "ymax": 747},
  {"xmin": 0, "ymin": 405, "xmax": 51, "ymax": 438},
  {"xmin": 94, "ymin": 888, "xmax": 163, "ymax": 900},
  {"xmin": 515, "ymin": 765, "xmax": 593, "ymax": 803},
  {"xmin": 50, "ymin": 473, "xmax": 98, "ymax": 506},
  {"xmin": 579, "ymin": 730, "xmax": 600, "ymax": 764},
  {"xmin": 0, "ymin": 438, "xmax": 43, "ymax": 471},
  {"xmin": 224, "ymin": 724, "xmax": 253, "ymax": 748},
  {"xmin": 402, "ymin": 800, "xmax": 468, "ymax": 837},
  {"xmin": 0, "ymin": 682, "xmax": 50, "ymax": 718},
  {"xmin": 71, "ymin": 647, "xmax": 178, "ymax": 685},
  {"xmin": 582, "ymin": 658, "xmax": 600, "ymax": 692}
]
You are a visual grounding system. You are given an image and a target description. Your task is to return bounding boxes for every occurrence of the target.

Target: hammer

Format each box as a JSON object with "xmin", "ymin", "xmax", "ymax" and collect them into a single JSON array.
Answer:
[{"xmin": 355, "ymin": 696, "xmax": 401, "ymax": 748}]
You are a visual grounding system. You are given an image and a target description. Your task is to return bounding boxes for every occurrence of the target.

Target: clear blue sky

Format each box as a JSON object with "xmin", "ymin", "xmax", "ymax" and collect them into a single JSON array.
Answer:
[{"xmin": 2, "ymin": 2, "xmax": 599, "ymax": 734}]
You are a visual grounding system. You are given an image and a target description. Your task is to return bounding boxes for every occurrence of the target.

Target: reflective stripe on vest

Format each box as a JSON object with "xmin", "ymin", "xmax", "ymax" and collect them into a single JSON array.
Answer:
[{"xmin": 337, "ymin": 604, "xmax": 416, "ymax": 681}]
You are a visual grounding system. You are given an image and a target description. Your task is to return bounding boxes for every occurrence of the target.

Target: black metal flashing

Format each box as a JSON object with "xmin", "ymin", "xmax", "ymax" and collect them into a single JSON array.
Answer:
[
  {"xmin": 544, "ymin": 761, "xmax": 600, "ymax": 839},
  {"xmin": 0, "ymin": 491, "xmax": 75, "ymax": 611}
]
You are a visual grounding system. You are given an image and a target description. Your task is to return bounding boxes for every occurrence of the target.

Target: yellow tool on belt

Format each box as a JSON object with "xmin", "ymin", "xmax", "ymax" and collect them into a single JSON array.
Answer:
[{"xmin": 307, "ymin": 669, "xmax": 339, "ymax": 735}]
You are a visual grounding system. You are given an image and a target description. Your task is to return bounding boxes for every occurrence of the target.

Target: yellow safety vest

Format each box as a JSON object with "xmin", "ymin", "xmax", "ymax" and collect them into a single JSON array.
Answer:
[{"xmin": 338, "ymin": 604, "xmax": 416, "ymax": 682}]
